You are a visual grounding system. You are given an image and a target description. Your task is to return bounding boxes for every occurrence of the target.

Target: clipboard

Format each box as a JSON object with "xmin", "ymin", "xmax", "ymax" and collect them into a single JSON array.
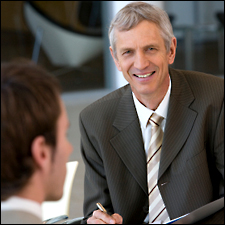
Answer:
[{"xmin": 165, "ymin": 197, "xmax": 224, "ymax": 224}]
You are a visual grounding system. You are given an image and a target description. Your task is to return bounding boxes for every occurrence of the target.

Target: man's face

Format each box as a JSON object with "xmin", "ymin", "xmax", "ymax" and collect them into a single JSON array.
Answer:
[
  {"xmin": 45, "ymin": 99, "xmax": 73, "ymax": 201},
  {"xmin": 110, "ymin": 20, "xmax": 176, "ymax": 108}
]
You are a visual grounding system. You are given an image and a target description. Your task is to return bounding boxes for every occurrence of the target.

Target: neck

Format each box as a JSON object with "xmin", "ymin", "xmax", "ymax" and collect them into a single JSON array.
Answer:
[
  {"xmin": 15, "ymin": 172, "xmax": 45, "ymax": 204},
  {"xmin": 140, "ymin": 93, "xmax": 164, "ymax": 110},
  {"xmin": 136, "ymin": 77, "xmax": 170, "ymax": 110}
]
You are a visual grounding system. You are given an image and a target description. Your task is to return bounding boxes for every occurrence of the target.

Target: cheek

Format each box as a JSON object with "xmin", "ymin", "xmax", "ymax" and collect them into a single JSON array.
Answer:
[
  {"xmin": 52, "ymin": 152, "xmax": 67, "ymax": 183},
  {"xmin": 121, "ymin": 60, "xmax": 134, "ymax": 75},
  {"xmin": 154, "ymin": 55, "xmax": 170, "ymax": 72},
  {"xmin": 58, "ymin": 133, "xmax": 72, "ymax": 152},
  {"xmin": 156, "ymin": 53, "xmax": 167, "ymax": 63}
]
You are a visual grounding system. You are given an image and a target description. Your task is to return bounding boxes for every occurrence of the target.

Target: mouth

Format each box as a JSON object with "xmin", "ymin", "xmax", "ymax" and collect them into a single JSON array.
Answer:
[{"xmin": 133, "ymin": 71, "xmax": 155, "ymax": 78}]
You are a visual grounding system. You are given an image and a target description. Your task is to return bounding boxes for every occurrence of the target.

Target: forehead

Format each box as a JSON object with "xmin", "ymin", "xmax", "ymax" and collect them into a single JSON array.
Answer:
[{"xmin": 115, "ymin": 20, "xmax": 164, "ymax": 48}]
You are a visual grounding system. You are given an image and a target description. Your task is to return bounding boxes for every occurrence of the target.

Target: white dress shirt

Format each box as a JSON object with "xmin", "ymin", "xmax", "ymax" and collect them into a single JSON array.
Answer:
[
  {"xmin": 1, "ymin": 196, "xmax": 42, "ymax": 221},
  {"xmin": 132, "ymin": 77, "xmax": 171, "ymax": 224},
  {"xmin": 132, "ymin": 78, "xmax": 171, "ymax": 157}
]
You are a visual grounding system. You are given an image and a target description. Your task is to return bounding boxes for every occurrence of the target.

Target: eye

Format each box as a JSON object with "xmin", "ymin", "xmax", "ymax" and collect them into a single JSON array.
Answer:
[
  {"xmin": 146, "ymin": 47, "xmax": 157, "ymax": 53},
  {"xmin": 123, "ymin": 50, "xmax": 131, "ymax": 55}
]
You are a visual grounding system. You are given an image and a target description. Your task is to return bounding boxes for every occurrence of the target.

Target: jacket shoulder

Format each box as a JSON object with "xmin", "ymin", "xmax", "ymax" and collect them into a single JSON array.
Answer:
[
  {"xmin": 170, "ymin": 68, "xmax": 224, "ymax": 88},
  {"xmin": 80, "ymin": 84, "xmax": 131, "ymax": 118},
  {"xmin": 169, "ymin": 68, "xmax": 224, "ymax": 99}
]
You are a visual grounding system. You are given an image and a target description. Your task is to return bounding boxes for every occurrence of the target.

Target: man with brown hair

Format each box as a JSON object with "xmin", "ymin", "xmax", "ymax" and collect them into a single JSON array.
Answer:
[{"xmin": 1, "ymin": 60, "xmax": 73, "ymax": 223}]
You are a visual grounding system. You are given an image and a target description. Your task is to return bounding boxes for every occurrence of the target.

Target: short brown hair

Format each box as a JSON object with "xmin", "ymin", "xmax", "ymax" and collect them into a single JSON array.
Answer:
[{"xmin": 1, "ymin": 60, "xmax": 61, "ymax": 200}]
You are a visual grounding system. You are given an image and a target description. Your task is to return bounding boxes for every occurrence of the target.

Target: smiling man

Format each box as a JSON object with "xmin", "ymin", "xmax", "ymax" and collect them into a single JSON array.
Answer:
[
  {"xmin": 79, "ymin": 2, "xmax": 224, "ymax": 224},
  {"xmin": 110, "ymin": 19, "xmax": 176, "ymax": 110}
]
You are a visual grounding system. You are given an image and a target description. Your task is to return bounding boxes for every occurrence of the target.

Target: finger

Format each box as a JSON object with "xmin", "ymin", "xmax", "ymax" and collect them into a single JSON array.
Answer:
[
  {"xmin": 87, "ymin": 210, "xmax": 106, "ymax": 224},
  {"xmin": 87, "ymin": 216, "xmax": 106, "ymax": 224},
  {"xmin": 93, "ymin": 210, "xmax": 116, "ymax": 224},
  {"xmin": 111, "ymin": 213, "xmax": 123, "ymax": 224}
]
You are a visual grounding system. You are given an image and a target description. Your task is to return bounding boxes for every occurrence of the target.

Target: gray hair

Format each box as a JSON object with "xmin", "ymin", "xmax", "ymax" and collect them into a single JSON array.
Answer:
[{"xmin": 108, "ymin": 2, "xmax": 175, "ymax": 58}]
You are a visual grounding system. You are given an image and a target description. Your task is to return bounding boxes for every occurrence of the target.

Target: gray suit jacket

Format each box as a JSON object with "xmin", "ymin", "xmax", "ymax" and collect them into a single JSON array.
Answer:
[
  {"xmin": 1, "ymin": 210, "xmax": 42, "ymax": 224},
  {"xmin": 79, "ymin": 68, "xmax": 224, "ymax": 223}
]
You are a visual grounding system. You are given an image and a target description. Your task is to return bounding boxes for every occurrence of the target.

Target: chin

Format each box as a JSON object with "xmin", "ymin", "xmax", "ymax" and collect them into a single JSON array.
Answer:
[
  {"xmin": 45, "ymin": 191, "xmax": 63, "ymax": 201},
  {"xmin": 138, "ymin": 87, "xmax": 156, "ymax": 96}
]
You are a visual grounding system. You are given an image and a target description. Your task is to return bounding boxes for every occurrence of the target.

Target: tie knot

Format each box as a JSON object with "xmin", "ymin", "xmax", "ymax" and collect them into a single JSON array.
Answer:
[{"xmin": 149, "ymin": 113, "xmax": 164, "ymax": 126}]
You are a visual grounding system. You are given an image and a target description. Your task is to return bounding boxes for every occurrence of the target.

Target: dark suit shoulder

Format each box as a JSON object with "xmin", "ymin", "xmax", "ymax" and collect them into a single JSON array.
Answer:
[
  {"xmin": 170, "ymin": 68, "xmax": 224, "ymax": 90},
  {"xmin": 169, "ymin": 68, "xmax": 224, "ymax": 105},
  {"xmin": 80, "ymin": 84, "xmax": 131, "ymax": 119}
]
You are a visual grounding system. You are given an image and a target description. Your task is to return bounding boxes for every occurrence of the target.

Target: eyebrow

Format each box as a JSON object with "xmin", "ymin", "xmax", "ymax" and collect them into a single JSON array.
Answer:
[
  {"xmin": 119, "ymin": 44, "xmax": 160, "ymax": 53},
  {"xmin": 119, "ymin": 47, "xmax": 133, "ymax": 53},
  {"xmin": 145, "ymin": 44, "xmax": 160, "ymax": 49}
]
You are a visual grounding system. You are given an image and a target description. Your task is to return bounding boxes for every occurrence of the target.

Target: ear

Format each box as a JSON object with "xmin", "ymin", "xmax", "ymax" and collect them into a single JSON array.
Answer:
[
  {"xmin": 31, "ymin": 136, "xmax": 52, "ymax": 171},
  {"xmin": 168, "ymin": 37, "xmax": 177, "ymax": 65},
  {"xmin": 109, "ymin": 46, "xmax": 122, "ymax": 71}
]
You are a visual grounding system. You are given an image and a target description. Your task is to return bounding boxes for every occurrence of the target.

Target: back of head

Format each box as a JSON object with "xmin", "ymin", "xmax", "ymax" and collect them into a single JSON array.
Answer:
[
  {"xmin": 109, "ymin": 1, "xmax": 174, "ymax": 58},
  {"xmin": 1, "ymin": 59, "xmax": 61, "ymax": 200}
]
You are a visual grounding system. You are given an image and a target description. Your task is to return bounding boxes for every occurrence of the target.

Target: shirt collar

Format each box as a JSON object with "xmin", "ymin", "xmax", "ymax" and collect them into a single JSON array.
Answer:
[
  {"xmin": 1, "ymin": 196, "xmax": 42, "ymax": 220},
  {"xmin": 132, "ymin": 77, "xmax": 171, "ymax": 128}
]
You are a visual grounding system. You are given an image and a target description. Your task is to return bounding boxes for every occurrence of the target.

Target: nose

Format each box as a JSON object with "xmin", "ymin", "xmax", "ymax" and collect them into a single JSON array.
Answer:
[{"xmin": 133, "ymin": 51, "xmax": 149, "ymax": 70}]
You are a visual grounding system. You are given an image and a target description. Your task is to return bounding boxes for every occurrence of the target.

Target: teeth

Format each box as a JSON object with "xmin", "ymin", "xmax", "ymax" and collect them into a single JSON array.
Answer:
[{"xmin": 135, "ymin": 71, "xmax": 155, "ymax": 78}]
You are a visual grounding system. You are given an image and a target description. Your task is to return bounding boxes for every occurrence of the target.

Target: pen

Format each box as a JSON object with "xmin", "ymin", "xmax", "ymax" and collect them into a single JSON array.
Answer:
[{"xmin": 96, "ymin": 202, "xmax": 107, "ymax": 213}]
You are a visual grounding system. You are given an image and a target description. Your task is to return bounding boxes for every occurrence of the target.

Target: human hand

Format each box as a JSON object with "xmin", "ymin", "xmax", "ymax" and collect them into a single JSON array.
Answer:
[{"xmin": 87, "ymin": 210, "xmax": 123, "ymax": 224}]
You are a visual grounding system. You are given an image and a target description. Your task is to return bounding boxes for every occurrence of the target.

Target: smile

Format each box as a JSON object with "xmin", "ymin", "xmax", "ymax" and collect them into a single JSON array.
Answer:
[{"xmin": 134, "ymin": 71, "xmax": 155, "ymax": 78}]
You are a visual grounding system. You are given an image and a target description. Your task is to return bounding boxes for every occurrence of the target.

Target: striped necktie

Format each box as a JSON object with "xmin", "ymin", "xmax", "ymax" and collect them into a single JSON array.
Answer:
[{"xmin": 147, "ymin": 113, "xmax": 170, "ymax": 223}]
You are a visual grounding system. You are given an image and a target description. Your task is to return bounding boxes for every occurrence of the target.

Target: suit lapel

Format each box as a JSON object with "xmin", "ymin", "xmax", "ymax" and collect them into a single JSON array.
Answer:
[
  {"xmin": 110, "ymin": 68, "xmax": 198, "ymax": 193},
  {"xmin": 110, "ymin": 86, "xmax": 148, "ymax": 195},
  {"xmin": 158, "ymin": 68, "xmax": 198, "ymax": 180}
]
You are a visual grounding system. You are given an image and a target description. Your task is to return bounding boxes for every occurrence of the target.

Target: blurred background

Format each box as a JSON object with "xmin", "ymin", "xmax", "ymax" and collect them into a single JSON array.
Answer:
[
  {"xmin": 1, "ymin": 0, "xmax": 224, "ymax": 220},
  {"xmin": 1, "ymin": 1, "xmax": 224, "ymax": 92}
]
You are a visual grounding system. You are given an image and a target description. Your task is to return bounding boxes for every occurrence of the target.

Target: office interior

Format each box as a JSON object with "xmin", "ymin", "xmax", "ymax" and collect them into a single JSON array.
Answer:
[{"xmin": 1, "ymin": 1, "xmax": 224, "ymax": 220}]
